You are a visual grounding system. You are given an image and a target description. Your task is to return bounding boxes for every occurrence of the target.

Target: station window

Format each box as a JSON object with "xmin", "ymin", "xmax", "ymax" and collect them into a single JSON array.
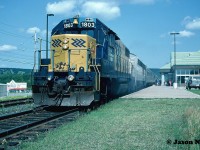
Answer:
[
  {"xmin": 185, "ymin": 69, "xmax": 190, "ymax": 75},
  {"xmin": 181, "ymin": 69, "xmax": 185, "ymax": 75},
  {"xmin": 181, "ymin": 76, "xmax": 185, "ymax": 83},
  {"xmin": 176, "ymin": 69, "xmax": 180, "ymax": 75},
  {"xmin": 195, "ymin": 69, "xmax": 199, "ymax": 75},
  {"xmin": 190, "ymin": 70, "xmax": 194, "ymax": 75}
]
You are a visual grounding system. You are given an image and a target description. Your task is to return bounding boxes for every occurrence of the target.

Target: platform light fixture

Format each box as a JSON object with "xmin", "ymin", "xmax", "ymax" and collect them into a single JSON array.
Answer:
[
  {"xmin": 170, "ymin": 32, "xmax": 180, "ymax": 87},
  {"xmin": 46, "ymin": 13, "xmax": 54, "ymax": 59}
]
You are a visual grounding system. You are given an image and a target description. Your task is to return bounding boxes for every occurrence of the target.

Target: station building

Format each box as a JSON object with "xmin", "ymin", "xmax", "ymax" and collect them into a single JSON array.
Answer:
[{"xmin": 160, "ymin": 50, "xmax": 200, "ymax": 87}]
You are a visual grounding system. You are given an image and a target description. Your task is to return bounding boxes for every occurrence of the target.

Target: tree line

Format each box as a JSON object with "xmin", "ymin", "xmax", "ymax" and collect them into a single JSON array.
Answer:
[{"xmin": 0, "ymin": 68, "xmax": 32, "ymax": 89}]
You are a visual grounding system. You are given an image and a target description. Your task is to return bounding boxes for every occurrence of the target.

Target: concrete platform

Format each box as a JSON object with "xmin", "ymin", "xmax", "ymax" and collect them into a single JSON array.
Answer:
[{"xmin": 122, "ymin": 85, "xmax": 200, "ymax": 99}]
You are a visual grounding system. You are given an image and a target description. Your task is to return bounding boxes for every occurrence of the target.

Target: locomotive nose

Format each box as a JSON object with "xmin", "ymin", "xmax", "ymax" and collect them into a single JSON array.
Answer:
[{"xmin": 50, "ymin": 34, "xmax": 96, "ymax": 73}]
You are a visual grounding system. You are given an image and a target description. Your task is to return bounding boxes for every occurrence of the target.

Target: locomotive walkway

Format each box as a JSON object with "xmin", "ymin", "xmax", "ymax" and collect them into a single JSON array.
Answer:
[{"xmin": 122, "ymin": 85, "xmax": 200, "ymax": 99}]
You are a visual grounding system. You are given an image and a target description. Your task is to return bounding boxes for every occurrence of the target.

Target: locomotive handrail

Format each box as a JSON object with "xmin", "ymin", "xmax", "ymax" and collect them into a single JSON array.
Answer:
[
  {"xmin": 89, "ymin": 58, "xmax": 101, "ymax": 91},
  {"xmin": 90, "ymin": 64, "xmax": 101, "ymax": 91},
  {"xmin": 33, "ymin": 49, "xmax": 51, "ymax": 72}
]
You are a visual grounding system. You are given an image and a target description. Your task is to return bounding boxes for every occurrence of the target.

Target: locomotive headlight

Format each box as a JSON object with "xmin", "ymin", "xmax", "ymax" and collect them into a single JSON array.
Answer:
[
  {"xmin": 63, "ymin": 44, "xmax": 69, "ymax": 50},
  {"xmin": 63, "ymin": 39, "xmax": 68, "ymax": 44},
  {"xmin": 48, "ymin": 76, "xmax": 52, "ymax": 81},
  {"xmin": 68, "ymin": 75, "xmax": 74, "ymax": 81}
]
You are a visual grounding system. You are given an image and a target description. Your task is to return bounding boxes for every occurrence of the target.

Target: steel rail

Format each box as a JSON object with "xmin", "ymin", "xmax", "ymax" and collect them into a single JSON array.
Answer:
[
  {"xmin": 0, "ymin": 106, "xmax": 45, "ymax": 121},
  {"xmin": 0, "ymin": 108, "xmax": 78, "ymax": 138},
  {"xmin": 0, "ymin": 98, "xmax": 33, "ymax": 108},
  {"xmin": 0, "ymin": 109, "xmax": 33, "ymax": 121}
]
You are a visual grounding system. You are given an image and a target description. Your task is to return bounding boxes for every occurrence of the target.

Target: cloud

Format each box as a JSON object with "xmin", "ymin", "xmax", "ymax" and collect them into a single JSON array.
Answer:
[
  {"xmin": 179, "ymin": 30, "xmax": 194, "ymax": 37},
  {"xmin": 129, "ymin": 0, "xmax": 155, "ymax": 5},
  {"xmin": 81, "ymin": 1, "xmax": 120, "ymax": 20},
  {"xmin": 46, "ymin": 0, "xmax": 76, "ymax": 15},
  {"xmin": 0, "ymin": 44, "xmax": 17, "ymax": 51},
  {"xmin": 26, "ymin": 27, "xmax": 41, "ymax": 34},
  {"xmin": 186, "ymin": 18, "xmax": 200, "ymax": 30},
  {"xmin": 182, "ymin": 16, "xmax": 200, "ymax": 30},
  {"xmin": 45, "ymin": 0, "xmax": 120, "ymax": 20}
]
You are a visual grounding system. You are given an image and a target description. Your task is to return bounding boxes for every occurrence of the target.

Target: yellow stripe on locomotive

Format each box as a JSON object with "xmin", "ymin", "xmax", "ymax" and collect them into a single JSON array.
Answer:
[{"xmin": 49, "ymin": 34, "xmax": 96, "ymax": 72}]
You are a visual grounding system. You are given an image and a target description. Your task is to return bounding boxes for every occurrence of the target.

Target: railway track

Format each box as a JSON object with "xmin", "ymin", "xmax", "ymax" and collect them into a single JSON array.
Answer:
[
  {"xmin": 0, "ymin": 106, "xmax": 79, "ymax": 149},
  {"xmin": 0, "ymin": 98, "xmax": 33, "ymax": 108}
]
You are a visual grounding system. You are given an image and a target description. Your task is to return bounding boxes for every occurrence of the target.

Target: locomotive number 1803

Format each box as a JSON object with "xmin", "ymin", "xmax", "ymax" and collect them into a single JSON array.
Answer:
[{"xmin": 81, "ymin": 22, "xmax": 95, "ymax": 28}]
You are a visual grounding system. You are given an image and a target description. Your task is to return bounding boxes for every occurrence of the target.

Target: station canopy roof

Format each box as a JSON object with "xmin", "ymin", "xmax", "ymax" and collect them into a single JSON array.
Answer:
[
  {"xmin": 160, "ymin": 63, "xmax": 171, "ymax": 73},
  {"xmin": 170, "ymin": 50, "xmax": 200, "ymax": 66},
  {"xmin": 160, "ymin": 50, "xmax": 200, "ymax": 73},
  {"xmin": 160, "ymin": 63, "xmax": 171, "ymax": 70}
]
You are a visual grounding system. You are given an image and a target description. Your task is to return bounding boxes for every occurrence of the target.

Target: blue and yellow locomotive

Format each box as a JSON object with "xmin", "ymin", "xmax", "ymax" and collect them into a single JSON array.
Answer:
[{"xmin": 32, "ymin": 16, "xmax": 155, "ymax": 106}]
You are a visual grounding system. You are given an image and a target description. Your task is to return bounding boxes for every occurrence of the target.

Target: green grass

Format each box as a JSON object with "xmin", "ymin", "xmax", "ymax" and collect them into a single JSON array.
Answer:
[
  {"xmin": 0, "ymin": 95, "xmax": 31, "ymax": 102},
  {"xmin": 189, "ymin": 89, "xmax": 200, "ymax": 95},
  {"xmin": 19, "ymin": 98, "xmax": 200, "ymax": 150}
]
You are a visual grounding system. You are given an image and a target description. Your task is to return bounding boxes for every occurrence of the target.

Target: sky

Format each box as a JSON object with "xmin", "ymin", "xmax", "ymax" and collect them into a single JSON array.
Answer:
[{"xmin": 0, "ymin": 0, "xmax": 200, "ymax": 69}]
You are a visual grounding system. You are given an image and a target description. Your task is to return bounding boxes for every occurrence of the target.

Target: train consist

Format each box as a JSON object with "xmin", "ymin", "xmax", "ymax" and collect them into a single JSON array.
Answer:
[{"xmin": 32, "ymin": 16, "xmax": 157, "ymax": 106}]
